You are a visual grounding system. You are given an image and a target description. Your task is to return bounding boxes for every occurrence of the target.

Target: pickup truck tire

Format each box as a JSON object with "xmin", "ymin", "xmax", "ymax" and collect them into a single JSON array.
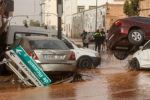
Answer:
[
  {"xmin": 128, "ymin": 29, "xmax": 144, "ymax": 45},
  {"xmin": 113, "ymin": 50, "xmax": 129, "ymax": 60}
]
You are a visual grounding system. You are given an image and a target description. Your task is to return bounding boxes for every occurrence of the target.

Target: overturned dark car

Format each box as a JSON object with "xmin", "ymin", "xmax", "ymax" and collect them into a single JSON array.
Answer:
[{"xmin": 107, "ymin": 16, "xmax": 150, "ymax": 60}]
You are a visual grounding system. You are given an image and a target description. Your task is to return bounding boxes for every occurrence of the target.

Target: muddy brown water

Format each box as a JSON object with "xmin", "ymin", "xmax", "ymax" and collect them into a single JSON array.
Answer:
[{"xmin": 0, "ymin": 53, "xmax": 150, "ymax": 100}]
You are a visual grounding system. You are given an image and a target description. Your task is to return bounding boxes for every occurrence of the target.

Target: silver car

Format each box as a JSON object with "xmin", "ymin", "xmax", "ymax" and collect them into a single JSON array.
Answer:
[{"xmin": 14, "ymin": 36, "xmax": 76, "ymax": 72}]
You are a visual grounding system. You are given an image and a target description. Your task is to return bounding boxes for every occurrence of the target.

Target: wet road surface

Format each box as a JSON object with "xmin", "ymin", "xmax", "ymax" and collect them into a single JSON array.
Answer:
[{"xmin": 1, "ymin": 52, "xmax": 150, "ymax": 100}]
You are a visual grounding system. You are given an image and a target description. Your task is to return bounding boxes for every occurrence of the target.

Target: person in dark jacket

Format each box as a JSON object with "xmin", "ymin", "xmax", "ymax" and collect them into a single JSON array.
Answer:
[
  {"xmin": 93, "ymin": 29, "xmax": 102, "ymax": 53},
  {"xmin": 100, "ymin": 28, "xmax": 106, "ymax": 51}
]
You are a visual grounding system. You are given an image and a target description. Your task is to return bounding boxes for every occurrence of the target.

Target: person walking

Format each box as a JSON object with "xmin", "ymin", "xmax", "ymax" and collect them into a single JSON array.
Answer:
[
  {"xmin": 83, "ymin": 32, "xmax": 90, "ymax": 48},
  {"xmin": 93, "ymin": 29, "xmax": 102, "ymax": 53},
  {"xmin": 100, "ymin": 28, "xmax": 106, "ymax": 51},
  {"xmin": 81, "ymin": 30, "xmax": 87, "ymax": 47}
]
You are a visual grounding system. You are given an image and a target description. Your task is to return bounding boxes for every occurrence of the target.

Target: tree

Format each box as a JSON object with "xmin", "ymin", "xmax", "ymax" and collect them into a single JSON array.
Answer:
[
  {"xmin": 124, "ymin": 0, "xmax": 130, "ymax": 16},
  {"xmin": 131, "ymin": 0, "xmax": 139, "ymax": 15},
  {"xmin": 29, "ymin": 20, "xmax": 40, "ymax": 27},
  {"xmin": 123, "ymin": 0, "xmax": 139, "ymax": 16}
]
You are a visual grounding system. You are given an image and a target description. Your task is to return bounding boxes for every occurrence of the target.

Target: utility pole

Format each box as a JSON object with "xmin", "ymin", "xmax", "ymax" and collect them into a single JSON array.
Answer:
[
  {"xmin": 95, "ymin": 0, "xmax": 98, "ymax": 31},
  {"xmin": 40, "ymin": 2, "xmax": 45, "ymax": 26},
  {"xmin": 57, "ymin": 0, "xmax": 63, "ymax": 39}
]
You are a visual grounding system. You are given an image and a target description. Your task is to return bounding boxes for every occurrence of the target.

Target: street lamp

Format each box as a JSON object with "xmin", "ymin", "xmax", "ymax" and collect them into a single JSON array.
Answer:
[
  {"xmin": 95, "ymin": 0, "xmax": 98, "ymax": 31},
  {"xmin": 41, "ymin": 12, "xmax": 58, "ymax": 29},
  {"xmin": 40, "ymin": 2, "xmax": 45, "ymax": 26}
]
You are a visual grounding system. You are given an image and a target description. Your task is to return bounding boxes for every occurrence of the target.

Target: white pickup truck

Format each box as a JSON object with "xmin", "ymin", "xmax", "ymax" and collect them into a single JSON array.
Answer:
[{"xmin": 6, "ymin": 25, "xmax": 50, "ymax": 46}]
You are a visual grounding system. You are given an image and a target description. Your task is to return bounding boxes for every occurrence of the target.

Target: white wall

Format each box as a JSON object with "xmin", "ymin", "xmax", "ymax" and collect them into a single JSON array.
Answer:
[
  {"xmin": 63, "ymin": 0, "xmax": 77, "ymax": 36},
  {"xmin": 84, "ymin": 7, "xmax": 106, "ymax": 32},
  {"xmin": 77, "ymin": 0, "xmax": 124, "ymax": 9},
  {"xmin": 72, "ymin": 6, "xmax": 107, "ymax": 38},
  {"xmin": 77, "ymin": 0, "xmax": 124, "ymax": 5},
  {"xmin": 44, "ymin": 0, "xmax": 57, "ymax": 29},
  {"xmin": 63, "ymin": 0, "xmax": 125, "ymax": 37}
]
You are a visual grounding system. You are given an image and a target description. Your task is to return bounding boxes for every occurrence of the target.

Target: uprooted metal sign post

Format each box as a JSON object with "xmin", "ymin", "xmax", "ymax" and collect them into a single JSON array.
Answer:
[{"xmin": 5, "ymin": 45, "xmax": 51, "ymax": 87}]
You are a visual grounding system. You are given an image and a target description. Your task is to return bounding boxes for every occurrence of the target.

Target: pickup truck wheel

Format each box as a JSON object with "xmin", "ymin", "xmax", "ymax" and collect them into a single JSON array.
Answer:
[
  {"xmin": 128, "ymin": 29, "xmax": 144, "ymax": 45},
  {"xmin": 129, "ymin": 58, "xmax": 140, "ymax": 70},
  {"xmin": 113, "ymin": 50, "xmax": 129, "ymax": 60},
  {"xmin": 78, "ymin": 57, "xmax": 92, "ymax": 68}
]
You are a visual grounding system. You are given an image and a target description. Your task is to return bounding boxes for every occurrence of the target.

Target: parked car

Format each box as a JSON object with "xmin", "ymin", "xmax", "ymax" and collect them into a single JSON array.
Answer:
[
  {"xmin": 51, "ymin": 34, "xmax": 101, "ymax": 68},
  {"xmin": 129, "ymin": 40, "xmax": 150, "ymax": 70},
  {"xmin": 14, "ymin": 36, "xmax": 76, "ymax": 72},
  {"xmin": 107, "ymin": 16, "xmax": 150, "ymax": 60}
]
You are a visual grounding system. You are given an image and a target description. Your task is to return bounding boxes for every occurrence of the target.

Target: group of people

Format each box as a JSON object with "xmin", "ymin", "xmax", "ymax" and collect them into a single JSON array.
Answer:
[{"xmin": 81, "ymin": 28, "xmax": 106, "ymax": 53}]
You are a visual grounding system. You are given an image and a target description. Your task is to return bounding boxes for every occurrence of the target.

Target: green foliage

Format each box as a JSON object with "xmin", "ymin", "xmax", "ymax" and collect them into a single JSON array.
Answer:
[
  {"xmin": 123, "ymin": 0, "xmax": 139, "ymax": 16},
  {"xmin": 23, "ymin": 20, "xmax": 28, "ymax": 27},
  {"xmin": 29, "ymin": 19, "xmax": 40, "ymax": 27},
  {"xmin": 124, "ymin": 0, "xmax": 130, "ymax": 15}
]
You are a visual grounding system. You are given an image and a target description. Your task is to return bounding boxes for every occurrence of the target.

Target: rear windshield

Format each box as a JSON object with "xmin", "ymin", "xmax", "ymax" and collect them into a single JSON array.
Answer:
[
  {"xmin": 29, "ymin": 39, "xmax": 69, "ymax": 50},
  {"xmin": 15, "ymin": 32, "xmax": 48, "ymax": 40},
  {"xmin": 131, "ymin": 17, "xmax": 150, "ymax": 23}
]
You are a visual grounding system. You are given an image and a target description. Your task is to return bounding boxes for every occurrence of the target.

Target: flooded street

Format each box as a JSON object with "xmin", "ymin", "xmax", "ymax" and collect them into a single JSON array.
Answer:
[{"xmin": 0, "ymin": 53, "xmax": 150, "ymax": 100}]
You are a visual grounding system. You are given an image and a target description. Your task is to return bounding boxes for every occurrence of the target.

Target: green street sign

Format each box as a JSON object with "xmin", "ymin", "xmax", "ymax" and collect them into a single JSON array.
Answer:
[{"xmin": 13, "ymin": 45, "xmax": 51, "ymax": 86}]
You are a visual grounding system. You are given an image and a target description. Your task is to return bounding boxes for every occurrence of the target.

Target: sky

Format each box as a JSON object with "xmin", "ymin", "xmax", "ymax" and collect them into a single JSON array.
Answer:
[
  {"xmin": 12, "ymin": 0, "xmax": 124, "ymax": 25},
  {"xmin": 12, "ymin": 0, "xmax": 41, "ymax": 25}
]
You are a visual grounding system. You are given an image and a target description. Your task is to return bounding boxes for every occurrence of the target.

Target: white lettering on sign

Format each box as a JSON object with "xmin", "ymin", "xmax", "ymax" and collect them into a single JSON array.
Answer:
[
  {"xmin": 27, "ymin": 60, "xmax": 43, "ymax": 78},
  {"xmin": 18, "ymin": 62, "xmax": 42, "ymax": 86},
  {"xmin": 7, "ymin": 50, "xmax": 43, "ymax": 86}
]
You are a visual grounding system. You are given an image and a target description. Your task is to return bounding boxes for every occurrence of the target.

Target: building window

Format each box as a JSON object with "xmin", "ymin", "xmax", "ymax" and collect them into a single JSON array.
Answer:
[
  {"xmin": 77, "ymin": 6, "xmax": 85, "ymax": 13},
  {"xmin": 89, "ymin": 6, "xmax": 96, "ymax": 10}
]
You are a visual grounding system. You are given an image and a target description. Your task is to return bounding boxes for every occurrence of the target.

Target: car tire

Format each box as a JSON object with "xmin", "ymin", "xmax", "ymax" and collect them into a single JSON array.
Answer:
[
  {"xmin": 113, "ymin": 50, "xmax": 129, "ymax": 60},
  {"xmin": 129, "ymin": 58, "xmax": 140, "ymax": 70},
  {"xmin": 78, "ymin": 57, "xmax": 92, "ymax": 68},
  {"xmin": 128, "ymin": 29, "xmax": 144, "ymax": 45},
  {"xmin": 93, "ymin": 58, "xmax": 101, "ymax": 68}
]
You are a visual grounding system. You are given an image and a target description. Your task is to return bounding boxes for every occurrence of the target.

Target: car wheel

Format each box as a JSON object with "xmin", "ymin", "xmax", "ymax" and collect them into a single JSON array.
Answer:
[
  {"xmin": 129, "ymin": 58, "xmax": 140, "ymax": 70},
  {"xmin": 78, "ymin": 57, "xmax": 92, "ymax": 68},
  {"xmin": 93, "ymin": 58, "xmax": 101, "ymax": 68},
  {"xmin": 113, "ymin": 50, "xmax": 129, "ymax": 60},
  {"xmin": 128, "ymin": 29, "xmax": 144, "ymax": 45}
]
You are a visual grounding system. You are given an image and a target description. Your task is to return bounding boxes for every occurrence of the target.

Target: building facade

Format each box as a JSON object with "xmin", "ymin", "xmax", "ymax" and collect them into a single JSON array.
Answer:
[
  {"xmin": 63, "ymin": 0, "xmax": 125, "ymax": 37},
  {"xmin": 42, "ymin": 0, "xmax": 125, "ymax": 37},
  {"xmin": 139, "ymin": 0, "xmax": 150, "ymax": 17},
  {"xmin": 72, "ymin": 3, "xmax": 126, "ymax": 38},
  {"xmin": 42, "ymin": 0, "xmax": 57, "ymax": 29}
]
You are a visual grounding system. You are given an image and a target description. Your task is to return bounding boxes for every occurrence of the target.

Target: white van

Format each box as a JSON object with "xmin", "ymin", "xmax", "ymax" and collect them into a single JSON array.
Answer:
[{"xmin": 6, "ymin": 25, "xmax": 50, "ymax": 46}]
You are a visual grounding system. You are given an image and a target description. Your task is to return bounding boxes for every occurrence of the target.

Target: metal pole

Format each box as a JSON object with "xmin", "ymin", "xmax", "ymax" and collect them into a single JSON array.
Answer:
[
  {"xmin": 57, "ymin": 0, "xmax": 63, "ymax": 39},
  {"xmin": 40, "ymin": 2, "xmax": 45, "ymax": 26},
  {"xmin": 95, "ymin": 0, "xmax": 98, "ymax": 31}
]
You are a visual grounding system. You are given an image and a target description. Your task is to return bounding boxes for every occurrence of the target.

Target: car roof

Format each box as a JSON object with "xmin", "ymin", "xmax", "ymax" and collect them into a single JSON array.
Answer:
[
  {"xmin": 122, "ymin": 16, "xmax": 150, "ymax": 20},
  {"xmin": 22, "ymin": 36, "xmax": 60, "ymax": 41}
]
